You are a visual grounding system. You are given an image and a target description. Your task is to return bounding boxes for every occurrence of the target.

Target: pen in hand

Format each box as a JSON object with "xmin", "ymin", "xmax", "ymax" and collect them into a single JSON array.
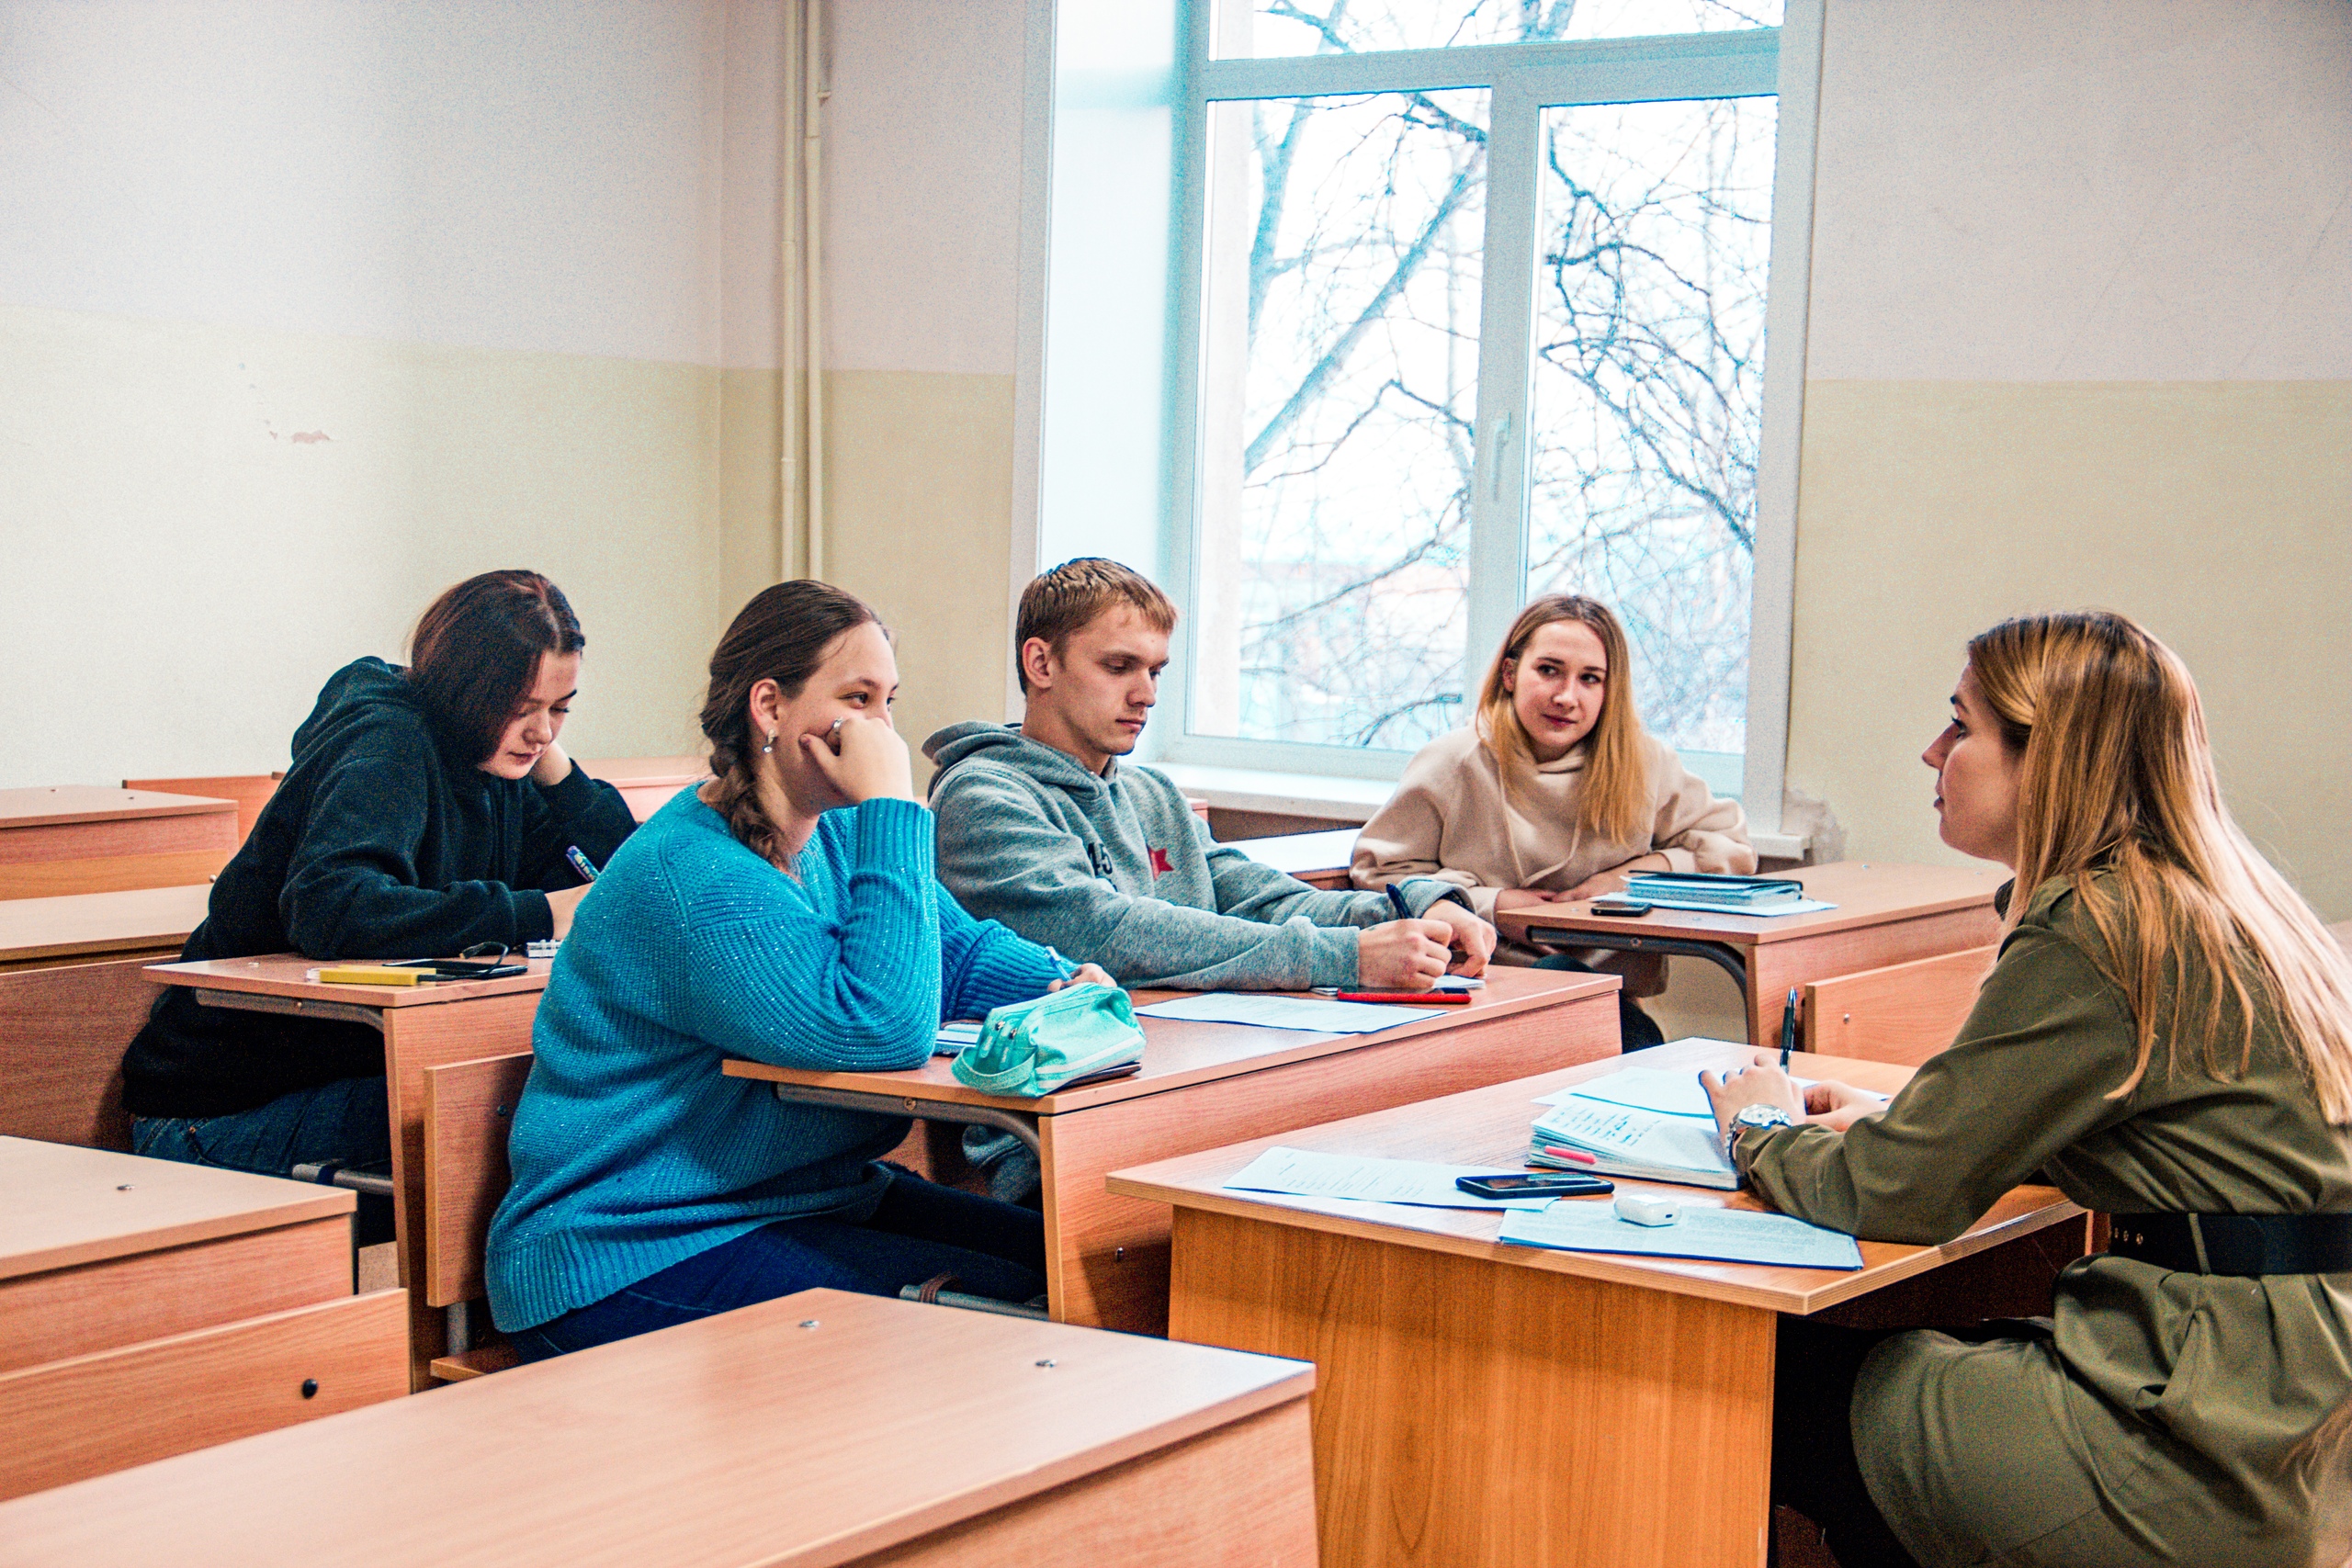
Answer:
[
  {"xmin": 1385, "ymin": 883, "xmax": 1412, "ymax": 921},
  {"xmin": 1780, "ymin": 985, "xmax": 1799, "ymax": 1070},
  {"xmin": 564, "ymin": 845, "xmax": 601, "ymax": 884}
]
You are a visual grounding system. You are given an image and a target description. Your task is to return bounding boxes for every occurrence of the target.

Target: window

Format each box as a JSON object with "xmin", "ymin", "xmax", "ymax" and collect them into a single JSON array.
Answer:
[{"xmin": 1154, "ymin": 0, "xmax": 1814, "ymax": 804}]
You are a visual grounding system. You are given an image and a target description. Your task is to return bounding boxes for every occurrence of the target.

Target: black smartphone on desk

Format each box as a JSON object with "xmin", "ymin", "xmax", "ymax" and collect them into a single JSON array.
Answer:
[
  {"xmin": 1588, "ymin": 896, "xmax": 1653, "ymax": 917},
  {"xmin": 1455, "ymin": 1171, "xmax": 1614, "ymax": 1199}
]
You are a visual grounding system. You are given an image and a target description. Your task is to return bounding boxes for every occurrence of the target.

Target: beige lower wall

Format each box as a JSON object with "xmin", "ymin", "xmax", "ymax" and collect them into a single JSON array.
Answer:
[
  {"xmin": 1787, "ymin": 378, "xmax": 2352, "ymax": 919},
  {"xmin": 0, "ymin": 303, "xmax": 724, "ymax": 788},
  {"xmin": 819, "ymin": 368, "xmax": 1020, "ymax": 784}
]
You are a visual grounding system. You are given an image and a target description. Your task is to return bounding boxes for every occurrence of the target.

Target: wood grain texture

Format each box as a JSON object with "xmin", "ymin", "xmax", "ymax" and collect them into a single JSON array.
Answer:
[
  {"xmin": 0, "ymin": 884, "xmax": 210, "ymax": 967},
  {"xmin": 0, "ymin": 1214, "xmax": 351, "ymax": 1374},
  {"xmin": 381, "ymin": 998, "xmax": 543, "ymax": 1389},
  {"xmin": 856, "ymin": 1401, "xmax": 1318, "ymax": 1568},
  {"xmin": 1040, "ymin": 987, "xmax": 1619, "ymax": 1335},
  {"xmin": 0, "ymin": 849, "xmax": 233, "ymax": 901},
  {"xmin": 0, "ymin": 1288, "xmax": 408, "ymax": 1501},
  {"xmin": 0, "ymin": 1136, "xmax": 352, "ymax": 1278},
  {"xmin": 1168, "ymin": 1207, "xmax": 1774, "ymax": 1568},
  {"xmin": 0, "ymin": 957, "xmax": 155, "ymax": 1147},
  {"xmin": 1745, "ymin": 907, "xmax": 2002, "ymax": 1051},
  {"xmin": 423, "ymin": 1052, "xmax": 533, "ymax": 1308},
  {"xmin": 1804, "ymin": 945, "xmax": 1996, "ymax": 1066},
  {"xmin": 1108, "ymin": 1040, "xmax": 2083, "ymax": 1318},
  {"xmin": 0, "ymin": 1289, "xmax": 1315, "ymax": 1568},
  {"xmin": 427, "ymin": 1343, "xmax": 520, "ymax": 1382},
  {"xmin": 0, "ymin": 791, "xmax": 236, "ymax": 866},
  {"xmin": 148, "ymin": 952, "xmax": 551, "ymax": 1010},
  {"xmin": 121, "ymin": 775, "xmax": 281, "ymax": 846}
]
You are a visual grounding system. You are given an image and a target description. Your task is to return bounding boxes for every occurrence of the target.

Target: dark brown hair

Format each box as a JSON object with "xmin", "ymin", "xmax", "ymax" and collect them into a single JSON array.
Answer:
[
  {"xmin": 700, "ymin": 580, "xmax": 881, "ymax": 865},
  {"xmin": 1015, "ymin": 558, "xmax": 1176, "ymax": 694},
  {"xmin": 407, "ymin": 570, "xmax": 585, "ymax": 765}
]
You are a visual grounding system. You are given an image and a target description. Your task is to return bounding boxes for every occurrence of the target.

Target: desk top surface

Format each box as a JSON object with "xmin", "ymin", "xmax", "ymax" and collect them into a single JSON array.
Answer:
[
  {"xmin": 0, "ymin": 785, "xmax": 236, "ymax": 829},
  {"xmin": 722, "ymin": 966, "xmax": 1619, "ymax": 1114},
  {"xmin": 0, "ymin": 1135, "xmax": 353, "ymax": 1280},
  {"xmin": 0, "ymin": 883, "xmax": 213, "ymax": 964},
  {"xmin": 1107, "ymin": 1037, "xmax": 2079, "ymax": 1316},
  {"xmin": 145, "ymin": 952, "xmax": 552, "ymax": 1008},
  {"xmin": 1495, "ymin": 858, "xmax": 2004, "ymax": 952},
  {"xmin": 0, "ymin": 1288, "xmax": 1314, "ymax": 1568}
]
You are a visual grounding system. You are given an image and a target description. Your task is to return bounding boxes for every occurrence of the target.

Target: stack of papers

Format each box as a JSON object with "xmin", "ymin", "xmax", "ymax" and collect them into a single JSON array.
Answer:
[
  {"xmin": 933, "ymin": 1021, "xmax": 984, "ymax": 1055},
  {"xmin": 1498, "ymin": 1201, "xmax": 1863, "ymax": 1269},
  {"xmin": 1134, "ymin": 993, "xmax": 1430, "ymax": 1033},
  {"xmin": 1222, "ymin": 1145, "xmax": 1557, "ymax": 1211},
  {"xmin": 1524, "ymin": 1059, "xmax": 1887, "ymax": 1190}
]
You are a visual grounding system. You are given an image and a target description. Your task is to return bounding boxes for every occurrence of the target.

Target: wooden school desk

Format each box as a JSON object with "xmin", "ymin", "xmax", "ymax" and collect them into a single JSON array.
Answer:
[
  {"xmin": 0, "ymin": 1138, "xmax": 406, "ymax": 1499},
  {"xmin": 0, "ymin": 786, "xmax": 238, "ymax": 899},
  {"xmin": 0, "ymin": 883, "xmax": 211, "ymax": 972},
  {"xmin": 1232, "ymin": 827, "xmax": 1360, "ymax": 890},
  {"xmin": 1109, "ymin": 1039, "xmax": 2086, "ymax": 1568},
  {"xmin": 724, "ymin": 967, "xmax": 1623, "ymax": 1337},
  {"xmin": 142, "ymin": 953, "xmax": 550, "ymax": 1392},
  {"xmin": 576, "ymin": 754, "xmax": 709, "ymax": 821},
  {"xmin": 1497, "ymin": 860, "xmax": 2005, "ymax": 1051},
  {"xmin": 0, "ymin": 1288, "xmax": 1320, "ymax": 1568}
]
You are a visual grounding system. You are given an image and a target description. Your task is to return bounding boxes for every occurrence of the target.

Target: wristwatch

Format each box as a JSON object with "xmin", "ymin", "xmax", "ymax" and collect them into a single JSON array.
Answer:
[{"xmin": 1724, "ymin": 1101, "xmax": 1797, "ymax": 1162}]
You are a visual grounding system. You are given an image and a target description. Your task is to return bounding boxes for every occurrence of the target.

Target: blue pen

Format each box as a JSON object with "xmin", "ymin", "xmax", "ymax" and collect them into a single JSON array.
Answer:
[
  {"xmin": 563, "ymin": 845, "xmax": 600, "ymax": 883},
  {"xmin": 1385, "ymin": 883, "xmax": 1413, "ymax": 920}
]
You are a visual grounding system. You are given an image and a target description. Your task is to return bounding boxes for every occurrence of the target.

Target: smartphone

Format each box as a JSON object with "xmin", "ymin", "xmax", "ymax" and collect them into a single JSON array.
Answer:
[
  {"xmin": 1589, "ymin": 896, "xmax": 1653, "ymax": 917},
  {"xmin": 1454, "ymin": 1171, "xmax": 1615, "ymax": 1199},
  {"xmin": 384, "ymin": 958, "xmax": 529, "ymax": 980}
]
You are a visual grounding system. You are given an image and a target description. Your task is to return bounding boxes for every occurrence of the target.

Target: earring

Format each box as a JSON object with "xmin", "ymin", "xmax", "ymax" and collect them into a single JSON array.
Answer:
[{"xmin": 760, "ymin": 731, "xmax": 775, "ymax": 756}]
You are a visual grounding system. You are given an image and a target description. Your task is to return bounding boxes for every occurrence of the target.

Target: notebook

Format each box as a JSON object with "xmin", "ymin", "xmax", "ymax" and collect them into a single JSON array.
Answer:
[
  {"xmin": 1498, "ymin": 1199, "xmax": 1863, "ymax": 1269},
  {"xmin": 1624, "ymin": 871, "xmax": 1804, "ymax": 908},
  {"xmin": 1527, "ymin": 1092, "xmax": 1741, "ymax": 1190}
]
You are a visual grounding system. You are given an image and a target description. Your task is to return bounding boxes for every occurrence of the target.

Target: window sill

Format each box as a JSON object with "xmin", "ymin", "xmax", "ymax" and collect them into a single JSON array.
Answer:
[{"xmin": 1149, "ymin": 760, "xmax": 1811, "ymax": 862}]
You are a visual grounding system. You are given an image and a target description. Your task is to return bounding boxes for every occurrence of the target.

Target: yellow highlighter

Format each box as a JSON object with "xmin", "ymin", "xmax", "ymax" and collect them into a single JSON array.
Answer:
[{"xmin": 316, "ymin": 965, "xmax": 424, "ymax": 987}]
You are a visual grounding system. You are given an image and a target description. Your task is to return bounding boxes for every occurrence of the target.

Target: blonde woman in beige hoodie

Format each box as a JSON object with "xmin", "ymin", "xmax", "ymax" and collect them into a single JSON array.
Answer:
[{"xmin": 1352, "ymin": 594, "xmax": 1754, "ymax": 1045}]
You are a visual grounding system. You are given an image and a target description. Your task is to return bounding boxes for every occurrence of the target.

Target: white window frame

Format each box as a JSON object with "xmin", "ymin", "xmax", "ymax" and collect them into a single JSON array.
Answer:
[{"xmin": 1123, "ymin": 2, "xmax": 1822, "ymax": 833}]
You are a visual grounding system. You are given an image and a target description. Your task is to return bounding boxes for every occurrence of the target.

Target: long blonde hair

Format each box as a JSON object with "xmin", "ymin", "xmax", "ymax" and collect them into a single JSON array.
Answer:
[
  {"xmin": 1476, "ymin": 595, "xmax": 1649, "ymax": 845},
  {"xmin": 1970, "ymin": 611, "xmax": 2352, "ymax": 1122}
]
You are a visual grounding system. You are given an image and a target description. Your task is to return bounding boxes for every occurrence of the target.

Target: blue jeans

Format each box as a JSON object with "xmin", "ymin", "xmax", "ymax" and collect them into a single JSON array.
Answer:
[
  {"xmin": 132, "ymin": 1077, "xmax": 394, "ymax": 1245},
  {"xmin": 507, "ymin": 1168, "xmax": 1047, "ymax": 1363}
]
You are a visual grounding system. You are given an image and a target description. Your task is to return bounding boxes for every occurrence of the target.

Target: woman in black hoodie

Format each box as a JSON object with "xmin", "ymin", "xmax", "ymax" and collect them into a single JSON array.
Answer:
[{"xmin": 122, "ymin": 570, "xmax": 639, "ymax": 1237}]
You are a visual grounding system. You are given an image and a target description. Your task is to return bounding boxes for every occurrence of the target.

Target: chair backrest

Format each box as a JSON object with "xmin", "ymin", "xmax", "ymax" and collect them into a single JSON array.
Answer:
[
  {"xmin": 1804, "ymin": 945, "xmax": 1996, "ymax": 1066},
  {"xmin": 423, "ymin": 1052, "xmax": 534, "ymax": 1309},
  {"xmin": 121, "ymin": 774, "xmax": 281, "ymax": 847},
  {"xmin": 0, "ymin": 957, "xmax": 152, "ymax": 1147}
]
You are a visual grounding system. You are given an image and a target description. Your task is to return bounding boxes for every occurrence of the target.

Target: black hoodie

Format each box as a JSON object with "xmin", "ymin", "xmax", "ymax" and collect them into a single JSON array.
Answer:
[{"xmin": 121, "ymin": 657, "xmax": 639, "ymax": 1118}]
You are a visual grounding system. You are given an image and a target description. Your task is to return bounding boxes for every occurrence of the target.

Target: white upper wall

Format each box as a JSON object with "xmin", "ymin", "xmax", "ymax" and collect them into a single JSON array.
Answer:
[
  {"xmin": 1806, "ymin": 0, "xmax": 2352, "ymax": 382},
  {"xmin": 822, "ymin": 0, "xmax": 1027, "ymax": 376},
  {"xmin": 0, "ymin": 0, "xmax": 788, "ymax": 368}
]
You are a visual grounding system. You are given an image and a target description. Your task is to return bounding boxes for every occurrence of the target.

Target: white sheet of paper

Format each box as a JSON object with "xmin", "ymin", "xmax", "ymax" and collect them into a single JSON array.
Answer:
[
  {"xmin": 1221, "ymin": 1145, "xmax": 1555, "ymax": 1210},
  {"xmin": 1133, "ymin": 992, "xmax": 1429, "ymax": 1033},
  {"xmin": 1532, "ymin": 1098, "xmax": 1737, "ymax": 1178},
  {"xmin": 1532, "ymin": 1056, "xmax": 1890, "ymax": 1114}
]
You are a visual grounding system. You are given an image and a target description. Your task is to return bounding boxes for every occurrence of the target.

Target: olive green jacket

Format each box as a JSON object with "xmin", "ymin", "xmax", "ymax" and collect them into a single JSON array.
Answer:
[{"xmin": 1738, "ymin": 874, "xmax": 2352, "ymax": 1566}]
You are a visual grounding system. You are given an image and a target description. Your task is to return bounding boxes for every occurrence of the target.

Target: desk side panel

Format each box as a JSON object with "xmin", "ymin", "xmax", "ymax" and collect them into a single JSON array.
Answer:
[
  {"xmin": 1168, "ymin": 1207, "xmax": 1772, "ymax": 1568},
  {"xmin": 1749, "ymin": 906, "xmax": 2003, "ymax": 1052},
  {"xmin": 0, "ymin": 956, "xmax": 151, "ymax": 1148},
  {"xmin": 0, "ymin": 1216, "xmax": 351, "ymax": 1373},
  {"xmin": 1041, "ymin": 992, "xmax": 1618, "ymax": 1336},
  {"xmin": 0, "ymin": 811, "xmax": 237, "ymax": 866},
  {"xmin": 854, "ymin": 1399, "xmax": 1317, "ymax": 1568}
]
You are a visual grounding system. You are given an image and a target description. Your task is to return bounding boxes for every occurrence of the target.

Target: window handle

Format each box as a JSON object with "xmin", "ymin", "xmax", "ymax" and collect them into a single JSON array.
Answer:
[{"xmin": 1487, "ymin": 412, "xmax": 1513, "ymax": 502}]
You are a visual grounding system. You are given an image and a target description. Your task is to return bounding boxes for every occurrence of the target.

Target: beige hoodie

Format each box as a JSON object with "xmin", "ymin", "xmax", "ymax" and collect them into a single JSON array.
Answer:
[{"xmin": 1351, "ymin": 726, "xmax": 1756, "ymax": 966}]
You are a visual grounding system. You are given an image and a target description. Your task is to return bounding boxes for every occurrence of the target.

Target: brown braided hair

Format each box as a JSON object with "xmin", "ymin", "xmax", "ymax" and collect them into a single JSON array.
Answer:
[{"xmin": 699, "ymin": 581, "xmax": 882, "ymax": 866}]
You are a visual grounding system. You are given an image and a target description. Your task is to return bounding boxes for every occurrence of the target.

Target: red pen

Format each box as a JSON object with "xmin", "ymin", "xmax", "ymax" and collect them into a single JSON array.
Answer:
[
  {"xmin": 1531, "ymin": 1144, "xmax": 1599, "ymax": 1166},
  {"xmin": 1335, "ymin": 990, "xmax": 1473, "ymax": 1005}
]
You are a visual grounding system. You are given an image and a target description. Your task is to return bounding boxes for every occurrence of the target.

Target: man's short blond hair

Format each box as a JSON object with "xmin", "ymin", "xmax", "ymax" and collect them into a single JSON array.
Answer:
[{"xmin": 1015, "ymin": 558, "xmax": 1178, "ymax": 694}]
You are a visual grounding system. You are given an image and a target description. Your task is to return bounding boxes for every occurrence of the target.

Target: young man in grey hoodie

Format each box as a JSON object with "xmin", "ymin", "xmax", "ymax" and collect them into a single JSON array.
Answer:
[{"xmin": 923, "ymin": 558, "xmax": 1495, "ymax": 995}]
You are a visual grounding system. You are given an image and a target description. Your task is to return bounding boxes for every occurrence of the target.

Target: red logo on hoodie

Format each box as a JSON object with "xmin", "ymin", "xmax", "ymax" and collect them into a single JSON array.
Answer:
[{"xmin": 1149, "ymin": 848, "xmax": 1174, "ymax": 876}]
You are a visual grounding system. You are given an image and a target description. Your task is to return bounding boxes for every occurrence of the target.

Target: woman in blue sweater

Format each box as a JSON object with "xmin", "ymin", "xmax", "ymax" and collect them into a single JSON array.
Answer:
[{"xmin": 486, "ymin": 581, "xmax": 1109, "ymax": 1359}]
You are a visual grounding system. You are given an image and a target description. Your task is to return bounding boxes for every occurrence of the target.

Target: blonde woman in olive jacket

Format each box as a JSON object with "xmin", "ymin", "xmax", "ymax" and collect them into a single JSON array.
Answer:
[
  {"xmin": 1353, "ymin": 597, "xmax": 1753, "ymax": 1040},
  {"xmin": 1704, "ymin": 611, "xmax": 2352, "ymax": 1567}
]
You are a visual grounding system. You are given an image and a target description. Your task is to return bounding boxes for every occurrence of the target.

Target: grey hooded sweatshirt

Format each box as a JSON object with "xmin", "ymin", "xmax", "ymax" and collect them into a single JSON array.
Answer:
[{"xmin": 923, "ymin": 721, "xmax": 1464, "ymax": 990}]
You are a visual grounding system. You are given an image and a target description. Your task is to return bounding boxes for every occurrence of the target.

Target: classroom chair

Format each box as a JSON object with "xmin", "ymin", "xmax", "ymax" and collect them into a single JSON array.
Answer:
[
  {"xmin": 422, "ymin": 1052, "xmax": 535, "ymax": 1382},
  {"xmin": 1800, "ymin": 945, "xmax": 1996, "ymax": 1066}
]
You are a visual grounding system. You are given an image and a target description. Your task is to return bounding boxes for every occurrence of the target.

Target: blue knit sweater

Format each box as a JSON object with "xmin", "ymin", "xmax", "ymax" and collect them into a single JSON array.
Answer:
[{"xmin": 485, "ymin": 789, "xmax": 1067, "ymax": 1332}]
